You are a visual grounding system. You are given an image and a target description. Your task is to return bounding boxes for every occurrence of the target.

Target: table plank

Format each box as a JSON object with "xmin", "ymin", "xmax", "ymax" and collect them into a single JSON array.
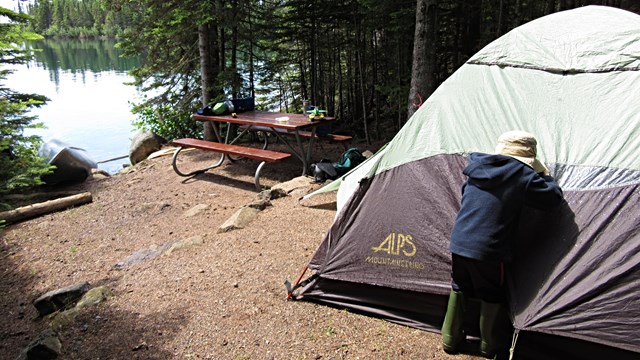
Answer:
[{"xmin": 192, "ymin": 111, "xmax": 334, "ymax": 130}]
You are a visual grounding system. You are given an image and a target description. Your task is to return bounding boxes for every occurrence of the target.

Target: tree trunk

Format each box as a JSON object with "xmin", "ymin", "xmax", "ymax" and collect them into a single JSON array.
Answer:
[
  {"xmin": 310, "ymin": 0, "xmax": 318, "ymax": 104},
  {"xmin": 372, "ymin": 30, "xmax": 380, "ymax": 140},
  {"xmin": 498, "ymin": 0, "xmax": 504, "ymax": 37},
  {"xmin": 248, "ymin": 1, "xmax": 255, "ymax": 98},
  {"xmin": 231, "ymin": 0, "xmax": 240, "ymax": 98},
  {"xmin": 407, "ymin": 0, "xmax": 438, "ymax": 120},
  {"xmin": 199, "ymin": 22, "xmax": 217, "ymax": 141},
  {"xmin": 354, "ymin": 4, "xmax": 370, "ymax": 145},
  {"xmin": 358, "ymin": 35, "xmax": 370, "ymax": 145},
  {"xmin": 460, "ymin": 0, "xmax": 481, "ymax": 61}
]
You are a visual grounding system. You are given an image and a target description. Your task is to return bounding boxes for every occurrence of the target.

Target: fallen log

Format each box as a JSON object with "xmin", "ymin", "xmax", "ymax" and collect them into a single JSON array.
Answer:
[
  {"xmin": 0, "ymin": 192, "xmax": 93, "ymax": 224},
  {"xmin": 3, "ymin": 190, "xmax": 81, "ymax": 201}
]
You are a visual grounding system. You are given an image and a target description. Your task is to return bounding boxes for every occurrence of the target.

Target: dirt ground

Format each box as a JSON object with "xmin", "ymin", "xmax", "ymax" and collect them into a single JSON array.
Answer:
[{"xmin": 1, "ymin": 140, "xmax": 482, "ymax": 360}]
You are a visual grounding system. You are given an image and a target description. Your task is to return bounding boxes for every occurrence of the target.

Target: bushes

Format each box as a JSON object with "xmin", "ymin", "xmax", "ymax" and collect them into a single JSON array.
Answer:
[{"xmin": 131, "ymin": 97, "xmax": 203, "ymax": 141}]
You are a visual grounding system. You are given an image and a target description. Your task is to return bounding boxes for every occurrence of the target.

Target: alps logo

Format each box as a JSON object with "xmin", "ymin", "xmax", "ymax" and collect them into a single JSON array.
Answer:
[
  {"xmin": 366, "ymin": 233, "xmax": 424, "ymax": 269},
  {"xmin": 371, "ymin": 233, "xmax": 416, "ymax": 257}
]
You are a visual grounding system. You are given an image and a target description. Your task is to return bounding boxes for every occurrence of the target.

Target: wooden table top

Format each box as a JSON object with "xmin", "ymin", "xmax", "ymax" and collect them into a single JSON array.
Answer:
[{"xmin": 192, "ymin": 111, "xmax": 334, "ymax": 130}]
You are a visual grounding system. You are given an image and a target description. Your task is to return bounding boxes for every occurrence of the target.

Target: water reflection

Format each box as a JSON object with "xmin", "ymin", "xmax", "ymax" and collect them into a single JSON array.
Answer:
[
  {"xmin": 29, "ymin": 39, "xmax": 139, "ymax": 74},
  {"xmin": 11, "ymin": 39, "xmax": 141, "ymax": 174}
]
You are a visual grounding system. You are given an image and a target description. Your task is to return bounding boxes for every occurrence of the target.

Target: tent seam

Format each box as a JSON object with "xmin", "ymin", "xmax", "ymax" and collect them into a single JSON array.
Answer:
[{"xmin": 466, "ymin": 60, "xmax": 640, "ymax": 74}]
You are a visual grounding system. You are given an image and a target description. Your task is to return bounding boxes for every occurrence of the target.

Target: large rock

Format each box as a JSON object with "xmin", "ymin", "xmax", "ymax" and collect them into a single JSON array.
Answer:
[
  {"xmin": 16, "ymin": 329, "xmax": 61, "ymax": 360},
  {"xmin": 271, "ymin": 176, "xmax": 313, "ymax": 194},
  {"xmin": 129, "ymin": 131, "xmax": 164, "ymax": 165},
  {"xmin": 50, "ymin": 286, "xmax": 113, "ymax": 330},
  {"xmin": 33, "ymin": 282, "xmax": 90, "ymax": 317}
]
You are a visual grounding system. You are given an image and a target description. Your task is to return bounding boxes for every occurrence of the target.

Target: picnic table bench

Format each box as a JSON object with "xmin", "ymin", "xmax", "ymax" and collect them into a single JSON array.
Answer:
[
  {"xmin": 171, "ymin": 138, "xmax": 291, "ymax": 191},
  {"xmin": 171, "ymin": 111, "xmax": 339, "ymax": 191}
]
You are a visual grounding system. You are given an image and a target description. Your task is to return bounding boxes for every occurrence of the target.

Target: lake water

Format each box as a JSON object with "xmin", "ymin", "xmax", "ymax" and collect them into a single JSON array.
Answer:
[{"xmin": 6, "ymin": 39, "xmax": 141, "ymax": 174}]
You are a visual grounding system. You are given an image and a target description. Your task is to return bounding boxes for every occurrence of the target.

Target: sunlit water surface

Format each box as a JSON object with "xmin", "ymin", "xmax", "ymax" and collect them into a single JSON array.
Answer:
[{"xmin": 6, "ymin": 39, "xmax": 141, "ymax": 174}]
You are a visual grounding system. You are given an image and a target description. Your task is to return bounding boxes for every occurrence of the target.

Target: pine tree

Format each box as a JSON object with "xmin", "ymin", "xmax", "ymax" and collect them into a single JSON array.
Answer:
[{"xmin": 0, "ymin": 7, "xmax": 52, "ymax": 210}]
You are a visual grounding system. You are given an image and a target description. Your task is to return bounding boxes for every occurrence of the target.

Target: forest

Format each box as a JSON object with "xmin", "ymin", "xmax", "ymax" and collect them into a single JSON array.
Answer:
[
  {"xmin": 23, "ymin": 0, "xmax": 640, "ymax": 143},
  {"xmin": 26, "ymin": 0, "xmax": 129, "ymax": 38}
]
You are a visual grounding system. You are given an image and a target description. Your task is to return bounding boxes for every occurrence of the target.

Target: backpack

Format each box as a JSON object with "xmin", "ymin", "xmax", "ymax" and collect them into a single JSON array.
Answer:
[
  {"xmin": 196, "ymin": 100, "xmax": 235, "ymax": 116},
  {"xmin": 333, "ymin": 148, "xmax": 366, "ymax": 176},
  {"xmin": 311, "ymin": 159, "xmax": 337, "ymax": 183}
]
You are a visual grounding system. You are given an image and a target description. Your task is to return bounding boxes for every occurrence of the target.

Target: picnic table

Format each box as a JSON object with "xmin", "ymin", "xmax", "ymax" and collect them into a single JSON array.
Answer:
[{"xmin": 171, "ymin": 111, "xmax": 350, "ymax": 190}]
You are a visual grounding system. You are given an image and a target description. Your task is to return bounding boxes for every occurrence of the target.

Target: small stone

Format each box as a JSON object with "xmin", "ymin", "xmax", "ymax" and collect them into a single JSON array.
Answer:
[
  {"xmin": 184, "ymin": 204, "xmax": 210, "ymax": 217},
  {"xmin": 162, "ymin": 236, "xmax": 204, "ymax": 256},
  {"xmin": 132, "ymin": 342, "xmax": 148, "ymax": 351},
  {"xmin": 247, "ymin": 198, "xmax": 272, "ymax": 210},
  {"xmin": 217, "ymin": 207, "xmax": 260, "ymax": 233}
]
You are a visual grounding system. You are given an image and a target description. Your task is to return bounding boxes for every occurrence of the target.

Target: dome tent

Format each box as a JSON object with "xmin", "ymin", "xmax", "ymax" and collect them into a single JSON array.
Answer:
[{"xmin": 289, "ymin": 6, "xmax": 639, "ymax": 359}]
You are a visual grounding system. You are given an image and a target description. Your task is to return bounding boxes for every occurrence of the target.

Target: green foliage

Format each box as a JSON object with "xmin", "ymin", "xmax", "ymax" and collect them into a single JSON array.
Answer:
[
  {"xmin": 112, "ymin": 0, "xmax": 212, "ymax": 140},
  {"xmin": 0, "ymin": 7, "xmax": 53, "ymax": 206},
  {"xmin": 131, "ymin": 95, "xmax": 203, "ymax": 141},
  {"xmin": 68, "ymin": 244, "xmax": 78, "ymax": 253},
  {"xmin": 25, "ymin": 0, "xmax": 640, "ymax": 146},
  {"xmin": 0, "ymin": 96, "xmax": 51, "ymax": 195},
  {"xmin": 26, "ymin": 0, "xmax": 133, "ymax": 39}
]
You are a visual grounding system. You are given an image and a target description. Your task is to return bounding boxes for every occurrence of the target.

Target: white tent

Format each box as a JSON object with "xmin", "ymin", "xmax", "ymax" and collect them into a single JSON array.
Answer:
[{"xmin": 294, "ymin": 6, "xmax": 639, "ymax": 359}]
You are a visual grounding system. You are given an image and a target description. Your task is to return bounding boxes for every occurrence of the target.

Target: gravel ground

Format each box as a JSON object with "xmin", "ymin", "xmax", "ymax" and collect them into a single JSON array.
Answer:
[{"xmin": 1, "ymin": 142, "xmax": 481, "ymax": 360}]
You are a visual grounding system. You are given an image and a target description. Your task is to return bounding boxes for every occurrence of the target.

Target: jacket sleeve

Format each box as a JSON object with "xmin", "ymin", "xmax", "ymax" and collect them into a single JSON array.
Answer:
[{"xmin": 523, "ymin": 174, "xmax": 564, "ymax": 209}]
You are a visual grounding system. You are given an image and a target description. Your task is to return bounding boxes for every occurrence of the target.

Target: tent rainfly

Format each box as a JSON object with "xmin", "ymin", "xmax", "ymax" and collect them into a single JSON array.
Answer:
[{"xmin": 288, "ymin": 6, "xmax": 640, "ymax": 360}]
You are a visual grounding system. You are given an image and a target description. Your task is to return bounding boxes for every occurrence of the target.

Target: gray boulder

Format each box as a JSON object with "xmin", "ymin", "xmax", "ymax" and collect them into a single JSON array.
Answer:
[{"xmin": 129, "ymin": 131, "xmax": 164, "ymax": 165}]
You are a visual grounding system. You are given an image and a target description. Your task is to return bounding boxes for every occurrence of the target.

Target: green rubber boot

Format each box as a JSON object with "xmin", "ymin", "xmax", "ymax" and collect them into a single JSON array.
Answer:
[
  {"xmin": 479, "ymin": 301, "xmax": 512, "ymax": 359},
  {"xmin": 441, "ymin": 290, "xmax": 466, "ymax": 353}
]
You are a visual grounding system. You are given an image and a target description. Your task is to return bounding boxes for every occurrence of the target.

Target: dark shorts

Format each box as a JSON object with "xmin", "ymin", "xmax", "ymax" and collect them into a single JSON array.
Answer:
[{"xmin": 451, "ymin": 254, "xmax": 506, "ymax": 303}]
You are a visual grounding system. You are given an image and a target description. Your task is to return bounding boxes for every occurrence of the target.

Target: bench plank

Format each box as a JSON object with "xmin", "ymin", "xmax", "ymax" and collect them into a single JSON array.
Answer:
[{"xmin": 172, "ymin": 138, "xmax": 291, "ymax": 162}]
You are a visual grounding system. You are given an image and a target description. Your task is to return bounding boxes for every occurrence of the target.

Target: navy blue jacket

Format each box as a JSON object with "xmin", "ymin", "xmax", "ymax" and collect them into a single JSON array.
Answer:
[{"xmin": 449, "ymin": 152, "xmax": 564, "ymax": 262}]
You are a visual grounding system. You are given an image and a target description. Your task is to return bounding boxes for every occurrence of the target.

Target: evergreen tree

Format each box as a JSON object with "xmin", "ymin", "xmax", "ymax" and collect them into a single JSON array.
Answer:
[
  {"xmin": 27, "ymin": 0, "xmax": 133, "ymax": 38},
  {"xmin": 25, "ymin": 0, "xmax": 640, "ymax": 142},
  {"xmin": 0, "ymin": 7, "xmax": 52, "ymax": 210},
  {"xmin": 109, "ymin": 0, "xmax": 213, "ymax": 141}
]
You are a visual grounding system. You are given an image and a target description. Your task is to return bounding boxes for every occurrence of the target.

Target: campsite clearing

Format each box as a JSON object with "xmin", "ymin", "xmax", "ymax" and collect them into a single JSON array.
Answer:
[{"xmin": 0, "ymin": 143, "xmax": 482, "ymax": 359}]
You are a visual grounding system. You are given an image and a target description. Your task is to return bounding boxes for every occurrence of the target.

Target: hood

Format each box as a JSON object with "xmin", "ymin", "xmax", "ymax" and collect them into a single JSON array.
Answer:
[{"xmin": 463, "ymin": 152, "xmax": 526, "ymax": 190}]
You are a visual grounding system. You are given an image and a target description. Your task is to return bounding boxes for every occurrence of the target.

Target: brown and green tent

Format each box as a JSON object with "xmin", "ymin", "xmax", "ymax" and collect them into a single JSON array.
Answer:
[{"xmin": 289, "ymin": 6, "xmax": 640, "ymax": 360}]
